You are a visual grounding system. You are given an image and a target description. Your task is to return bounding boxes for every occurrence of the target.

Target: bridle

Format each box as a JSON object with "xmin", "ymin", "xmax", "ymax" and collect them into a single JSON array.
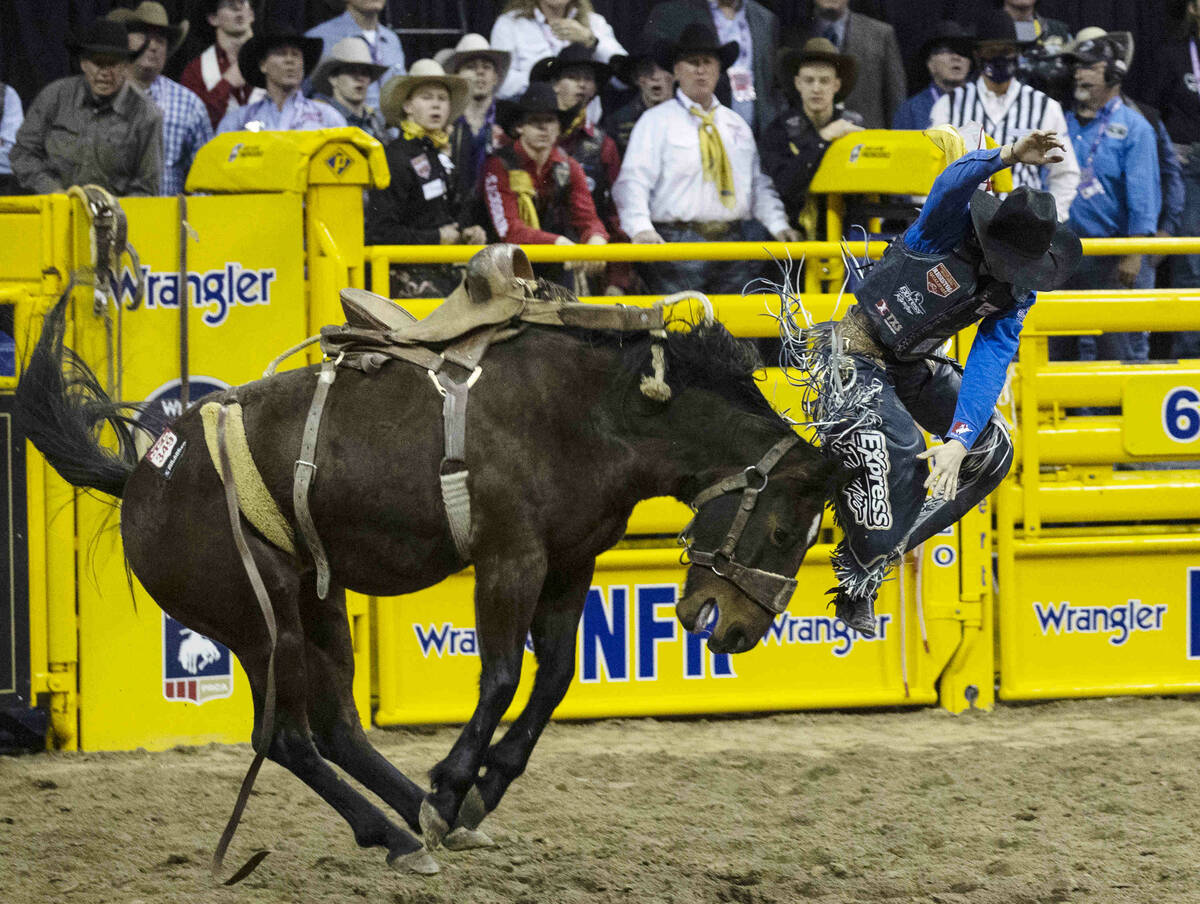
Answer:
[{"xmin": 678, "ymin": 433, "xmax": 802, "ymax": 617}]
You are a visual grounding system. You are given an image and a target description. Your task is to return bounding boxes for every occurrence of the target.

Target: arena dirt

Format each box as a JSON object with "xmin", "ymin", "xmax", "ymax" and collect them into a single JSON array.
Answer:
[{"xmin": 2, "ymin": 695, "xmax": 1198, "ymax": 904}]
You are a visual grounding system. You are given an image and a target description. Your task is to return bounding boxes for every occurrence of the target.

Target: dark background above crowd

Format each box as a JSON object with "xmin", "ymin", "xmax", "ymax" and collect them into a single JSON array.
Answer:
[{"xmin": 0, "ymin": 0, "xmax": 1182, "ymax": 110}]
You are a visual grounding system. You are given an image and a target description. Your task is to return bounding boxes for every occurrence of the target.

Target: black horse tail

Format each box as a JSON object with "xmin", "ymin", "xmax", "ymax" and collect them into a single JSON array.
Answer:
[{"xmin": 15, "ymin": 291, "xmax": 152, "ymax": 499}]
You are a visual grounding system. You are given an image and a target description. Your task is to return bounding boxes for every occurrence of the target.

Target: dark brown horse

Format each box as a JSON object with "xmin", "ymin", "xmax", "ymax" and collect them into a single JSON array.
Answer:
[{"xmin": 16, "ymin": 253, "xmax": 837, "ymax": 877}]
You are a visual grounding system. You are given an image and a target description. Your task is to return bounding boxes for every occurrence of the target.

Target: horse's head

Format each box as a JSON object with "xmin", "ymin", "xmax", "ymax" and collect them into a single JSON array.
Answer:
[{"xmin": 676, "ymin": 434, "xmax": 838, "ymax": 654}]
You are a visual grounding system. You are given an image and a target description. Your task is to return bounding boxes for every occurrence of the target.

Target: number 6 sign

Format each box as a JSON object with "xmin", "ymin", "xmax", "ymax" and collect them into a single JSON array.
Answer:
[
  {"xmin": 1163, "ymin": 386, "xmax": 1200, "ymax": 443},
  {"xmin": 1123, "ymin": 377, "xmax": 1200, "ymax": 455}
]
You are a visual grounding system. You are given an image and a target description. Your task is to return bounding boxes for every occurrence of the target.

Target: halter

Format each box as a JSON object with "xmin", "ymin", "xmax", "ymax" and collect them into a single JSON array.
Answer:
[{"xmin": 678, "ymin": 433, "xmax": 802, "ymax": 617}]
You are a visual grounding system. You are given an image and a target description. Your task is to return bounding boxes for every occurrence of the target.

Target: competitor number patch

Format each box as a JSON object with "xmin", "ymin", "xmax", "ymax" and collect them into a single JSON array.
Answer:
[{"xmin": 146, "ymin": 428, "xmax": 187, "ymax": 479}]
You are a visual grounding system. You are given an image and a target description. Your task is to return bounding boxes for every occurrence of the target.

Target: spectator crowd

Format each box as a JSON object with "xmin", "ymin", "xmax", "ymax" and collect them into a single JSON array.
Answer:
[{"xmin": 0, "ymin": 0, "xmax": 1196, "ymax": 356}]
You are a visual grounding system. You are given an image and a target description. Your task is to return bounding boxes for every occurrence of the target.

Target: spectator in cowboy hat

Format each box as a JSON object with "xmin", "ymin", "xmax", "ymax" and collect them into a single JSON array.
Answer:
[
  {"xmin": 444, "ymin": 34, "xmax": 510, "ymax": 223},
  {"xmin": 602, "ymin": 41, "xmax": 673, "ymax": 155},
  {"xmin": 12, "ymin": 19, "xmax": 162, "ymax": 195},
  {"xmin": 368, "ymin": 60, "xmax": 487, "ymax": 296},
  {"xmin": 931, "ymin": 10, "xmax": 1079, "ymax": 219},
  {"xmin": 892, "ymin": 21, "xmax": 974, "ymax": 131},
  {"xmin": 306, "ymin": 0, "xmax": 407, "ymax": 112},
  {"xmin": 216, "ymin": 27, "xmax": 345, "ymax": 133},
  {"xmin": 181, "ymin": 0, "xmax": 263, "ymax": 130},
  {"xmin": 311, "ymin": 36, "xmax": 389, "ymax": 141},
  {"xmin": 761, "ymin": 37, "xmax": 863, "ymax": 230},
  {"xmin": 612, "ymin": 22, "xmax": 797, "ymax": 295},
  {"xmin": 644, "ymin": 0, "xmax": 781, "ymax": 136},
  {"xmin": 109, "ymin": 2, "xmax": 212, "ymax": 196},
  {"xmin": 482, "ymin": 82, "xmax": 608, "ymax": 287}
]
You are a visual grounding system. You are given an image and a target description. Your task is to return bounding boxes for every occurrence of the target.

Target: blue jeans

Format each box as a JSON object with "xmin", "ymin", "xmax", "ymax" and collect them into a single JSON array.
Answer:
[{"xmin": 639, "ymin": 220, "xmax": 773, "ymax": 295}]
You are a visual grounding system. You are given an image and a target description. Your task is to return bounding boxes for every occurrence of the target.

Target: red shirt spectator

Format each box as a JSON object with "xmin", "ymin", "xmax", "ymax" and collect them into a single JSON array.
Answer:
[{"xmin": 180, "ymin": 0, "xmax": 265, "ymax": 128}]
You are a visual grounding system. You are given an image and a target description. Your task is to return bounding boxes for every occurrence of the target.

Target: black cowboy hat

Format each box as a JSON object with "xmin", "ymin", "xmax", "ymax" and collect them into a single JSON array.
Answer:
[
  {"xmin": 969, "ymin": 187, "xmax": 1081, "ymax": 290},
  {"xmin": 67, "ymin": 19, "xmax": 140, "ymax": 59},
  {"xmin": 778, "ymin": 37, "xmax": 857, "ymax": 101},
  {"xmin": 237, "ymin": 27, "xmax": 323, "ymax": 88},
  {"xmin": 654, "ymin": 23, "xmax": 738, "ymax": 72},
  {"xmin": 918, "ymin": 21, "xmax": 976, "ymax": 63},
  {"xmin": 495, "ymin": 82, "xmax": 580, "ymax": 137},
  {"xmin": 530, "ymin": 42, "xmax": 613, "ymax": 86},
  {"xmin": 974, "ymin": 9, "xmax": 1036, "ymax": 49}
]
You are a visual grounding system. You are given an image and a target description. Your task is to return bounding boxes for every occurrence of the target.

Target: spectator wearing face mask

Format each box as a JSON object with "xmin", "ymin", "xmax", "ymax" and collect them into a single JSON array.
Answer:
[
  {"xmin": 1051, "ymin": 31, "xmax": 1159, "ymax": 364},
  {"xmin": 109, "ymin": 3, "xmax": 212, "ymax": 196},
  {"xmin": 603, "ymin": 45, "xmax": 674, "ymax": 156},
  {"xmin": 893, "ymin": 22, "xmax": 973, "ymax": 132},
  {"xmin": 930, "ymin": 11, "xmax": 1079, "ymax": 220}
]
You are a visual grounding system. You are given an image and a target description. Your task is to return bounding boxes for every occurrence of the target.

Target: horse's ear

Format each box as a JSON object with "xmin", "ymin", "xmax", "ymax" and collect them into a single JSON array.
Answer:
[{"xmin": 467, "ymin": 244, "xmax": 534, "ymax": 303}]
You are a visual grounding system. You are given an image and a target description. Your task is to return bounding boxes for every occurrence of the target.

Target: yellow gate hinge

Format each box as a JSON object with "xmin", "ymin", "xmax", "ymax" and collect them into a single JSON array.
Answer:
[{"xmin": 926, "ymin": 600, "xmax": 984, "ymax": 625}]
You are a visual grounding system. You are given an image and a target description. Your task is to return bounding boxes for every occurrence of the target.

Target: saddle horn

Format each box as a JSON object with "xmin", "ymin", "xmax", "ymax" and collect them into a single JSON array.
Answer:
[{"xmin": 466, "ymin": 244, "xmax": 535, "ymax": 304}]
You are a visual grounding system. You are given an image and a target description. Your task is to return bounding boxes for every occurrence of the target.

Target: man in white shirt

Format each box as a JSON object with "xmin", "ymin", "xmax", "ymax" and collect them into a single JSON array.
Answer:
[
  {"xmin": 613, "ymin": 23, "xmax": 798, "ymax": 294},
  {"xmin": 929, "ymin": 10, "xmax": 1079, "ymax": 219}
]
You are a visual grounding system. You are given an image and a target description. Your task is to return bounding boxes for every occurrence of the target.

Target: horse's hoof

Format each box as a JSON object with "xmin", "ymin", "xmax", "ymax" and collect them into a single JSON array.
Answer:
[
  {"xmin": 388, "ymin": 848, "xmax": 440, "ymax": 875},
  {"xmin": 443, "ymin": 827, "xmax": 496, "ymax": 851},
  {"xmin": 455, "ymin": 785, "xmax": 488, "ymax": 831},
  {"xmin": 419, "ymin": 798, "xmax": 449, "ymax": 850}
]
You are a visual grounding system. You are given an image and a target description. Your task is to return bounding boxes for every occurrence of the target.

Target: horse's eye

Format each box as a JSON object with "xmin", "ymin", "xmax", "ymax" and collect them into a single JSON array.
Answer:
[{"xmin": 771, "ymin": 526, "xmax": 789, "ymax": 547}]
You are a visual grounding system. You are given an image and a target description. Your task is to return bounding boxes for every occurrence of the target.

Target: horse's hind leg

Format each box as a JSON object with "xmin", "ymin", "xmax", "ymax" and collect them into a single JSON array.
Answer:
[
  {"xmin": 221, "ymin": 546, "xmax": 435, "ymax": 875},
  {"xmin": 453, "ymin": 561, "xmax": 593, "ymax": 839},
  {"xmin": 301, "ymin": 583, "xmax": 427, "ymax": 834}
]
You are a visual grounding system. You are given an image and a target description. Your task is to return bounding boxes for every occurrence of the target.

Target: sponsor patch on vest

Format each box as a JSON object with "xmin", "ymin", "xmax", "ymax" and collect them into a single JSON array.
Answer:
[
  {"xmin": 838, "ymin": 430, "xmax": 893, "ymax": 530},
  {"xmin": 874, "ymin": 298, "xmax": 902, "ymax": 333},
  {"xmin": 894, "ymin": 284, "xmax": 925, "ymax": 316},
  {"xmin": 926, "ymin": 263, "xmax": 960, "ymax": 297},
  {"xmin": 976, "ymin": 301, "xmax": 1001, "ymax": 317},
  {"xmin": 410, "ymin": 153, "xmax": 431, "ymax": 179},
  {"xmin": 553, "ymin": 161, "xmax": 571, "ymax": 187}
]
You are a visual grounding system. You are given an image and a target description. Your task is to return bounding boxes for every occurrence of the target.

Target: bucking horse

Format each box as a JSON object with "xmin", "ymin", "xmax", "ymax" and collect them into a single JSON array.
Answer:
[{"xmin": 16, "ymin": 245, "xmax": 838, "ymax": 878}]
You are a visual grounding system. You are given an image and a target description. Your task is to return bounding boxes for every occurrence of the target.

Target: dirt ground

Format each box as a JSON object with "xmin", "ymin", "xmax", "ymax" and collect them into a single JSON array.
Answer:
[{"xmin": 2, "ymin": 696, "xmax": 1199, "ymax": 904}]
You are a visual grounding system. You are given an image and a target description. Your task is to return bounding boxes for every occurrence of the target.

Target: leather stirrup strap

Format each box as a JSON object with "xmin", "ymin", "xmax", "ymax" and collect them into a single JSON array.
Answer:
[
  {"xmin": 211, "ymin": 405, "xmax": 280, "ymax": 886},
  {"xmin": 294, "ymin": 359, "xmax": 338, "ymax": 599},
  {"xmin": 429, "ymin": 364, "xmax": 481, "ymax": 561}
]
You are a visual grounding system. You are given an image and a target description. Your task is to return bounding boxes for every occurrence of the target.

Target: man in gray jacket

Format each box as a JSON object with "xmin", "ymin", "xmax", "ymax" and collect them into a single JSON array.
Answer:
[
  {"xmin": 645, "ymin": 0, "xmax": 781, "ymax": 136},
  {"xmin": 12, "ymin": 20, "xmax": 162, "ymax": 196}
]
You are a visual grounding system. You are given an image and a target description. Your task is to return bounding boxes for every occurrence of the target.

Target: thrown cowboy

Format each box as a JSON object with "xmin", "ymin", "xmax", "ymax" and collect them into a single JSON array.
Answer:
[{"xmin": 792, "ymin": 129, "xmax": 1081, "ymax": 636}]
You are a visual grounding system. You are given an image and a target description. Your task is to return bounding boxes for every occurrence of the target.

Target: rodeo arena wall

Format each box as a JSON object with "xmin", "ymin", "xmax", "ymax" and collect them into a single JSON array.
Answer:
[{"xmin": 2, "ymin": 124, "xmax": 1200, "ymax": 754}]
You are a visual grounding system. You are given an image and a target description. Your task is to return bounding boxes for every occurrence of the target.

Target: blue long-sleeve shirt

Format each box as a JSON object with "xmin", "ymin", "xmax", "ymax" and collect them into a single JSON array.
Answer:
[
  {"xmin": 1152, "ymin": 115, "xmax": 1185, "ymax": 236},
  {"xmin": 891, "ymin": 84, "xmax": 944, "ymax": 132},
  {"xmin": 1066, "ymin": 97, "xmax": 1160, "ymax": 239},
  {"xmin": 903, "ymin": 147, "xmax": 1031, "ymax": 450}
]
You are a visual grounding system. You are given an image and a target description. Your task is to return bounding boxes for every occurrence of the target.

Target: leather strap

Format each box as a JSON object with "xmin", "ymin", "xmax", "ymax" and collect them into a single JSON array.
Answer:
[
  {"xmin": 294, "ymin": 359, "xmax": 338, "ymax": 599},
  {"xmin": 211, "ymin": 405, "xmax": 279, "ymax": 886},
  {"xmin": 429, "ymin": 363, "xmax": 480, "ymax": 561}
]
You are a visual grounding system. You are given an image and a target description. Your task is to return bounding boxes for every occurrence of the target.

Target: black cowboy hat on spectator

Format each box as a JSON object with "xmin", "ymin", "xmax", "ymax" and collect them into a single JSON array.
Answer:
[
  {"xmin": 530, "ymin": 42, "xmax": 613, "ymax": 86},
  {"xmin": 107, "ymin": 2, "xmax": 189, "ymax": 59},
  {"xmin": 918, "ymin": 21, "xmax": 976, "ymax": 63},
  {"xmin": 237, "ymin": 27, "xmax": 323, "ymax": 89},
  {"xmin": 66, "ymin": 19, "xmax": 140, "ymax": 59},
  {"xmin": 778, "ymin": 37, "xmax": 857, "ymax": 101},
  {"xmin": 654, "ymin": 23, "xmax": 738, "ymax": 72},
  {"xmin": 974, "ymin": 9, "xmax": 1036, "ymax": 50},
  {"xmin": 495, "ymin": 82, "xmax": 580, "ymax": 137},
  {"xmin": 969, "ymin": 187, "xmax": 1081, "ymax": 290}
]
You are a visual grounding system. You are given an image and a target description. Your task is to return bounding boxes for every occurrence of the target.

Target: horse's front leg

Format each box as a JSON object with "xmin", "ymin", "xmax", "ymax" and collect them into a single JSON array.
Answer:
[
  {"xmin": 449, "ymin": 560, "xmax": 594, "ymax": 843},
  {"xmin": 419, "ymin": 545, "xmax": 547, "ymax": 849}
]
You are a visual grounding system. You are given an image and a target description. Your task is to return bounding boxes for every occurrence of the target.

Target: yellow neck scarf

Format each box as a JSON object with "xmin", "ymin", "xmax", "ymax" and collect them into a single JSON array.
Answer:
[
  {"xmin": 401, "ymin": 118, "xmax": 450, "ymax": 151},
  {"xmin": 689, "ymin": 104, "xmax": 736, "ymax": 209},
  {"xmin": 563, "ymin": 106, "xmax": 586, "ymax": 138},
  {"xmin": 508, "ymin": 167, "xmax": 540, "ymax": 229}
]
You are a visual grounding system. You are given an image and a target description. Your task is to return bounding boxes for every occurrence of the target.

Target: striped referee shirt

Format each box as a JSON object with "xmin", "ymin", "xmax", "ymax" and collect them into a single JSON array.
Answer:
[{"xmin": 930, "ymin": 76, "xmax": 1079, "ymax": 221}]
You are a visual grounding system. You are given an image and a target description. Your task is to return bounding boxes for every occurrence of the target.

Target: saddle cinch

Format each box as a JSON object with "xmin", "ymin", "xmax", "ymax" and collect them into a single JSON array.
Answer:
[{"xmin": 211, "ymin": 244, "xmax": 673, "ymax": 600}]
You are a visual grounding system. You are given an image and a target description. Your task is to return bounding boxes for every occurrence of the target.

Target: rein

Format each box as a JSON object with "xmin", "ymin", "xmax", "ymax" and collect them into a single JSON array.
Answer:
[{"xmin": 679, "ymin": 433, "xmax": 802, "ymax": 617}]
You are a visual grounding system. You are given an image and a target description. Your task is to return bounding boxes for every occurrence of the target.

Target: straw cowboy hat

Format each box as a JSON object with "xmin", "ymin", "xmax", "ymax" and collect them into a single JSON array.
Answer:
[
  {"xmin": 66, "ymin": 19, "xmax": 141, "ymax": 59},
  {"xmin": 494, "ymin": 82, "xmax": 580, "ymax": 137},
  {"xmin": 237, "ymin": 27, "xmax": 324, "ymax": 89},
  {"xmin": 778, "ymin": 37, "xmax": 858, "ymax": 101},
  {"xmin": 310, "ymin": 36, "xmax": 390, "ymax": 97},
  {"xmin": 107, "ymin": 2, "xmax": 189, "ymax": 59},
  {"xmin": 444, "ymin": 33, "xmax": 511, "ymax": 86},
  {"xmin": 969, "ymin": 188, "xmax": 1082, "ymax": 290},
  {"xmin": 530, "ymin": 41, "xmax": 613, "ymax": 86},
  {"xmin": 380, "ymin": 59, "xmax": 469, "ymax": 126},
  {"xmin": 1064, "ymin": 27, "xmax": 1134, "ymax": 71},
  {"xmin": 654, "ymin": 23, "xmax": 739, "ymax": 72}
]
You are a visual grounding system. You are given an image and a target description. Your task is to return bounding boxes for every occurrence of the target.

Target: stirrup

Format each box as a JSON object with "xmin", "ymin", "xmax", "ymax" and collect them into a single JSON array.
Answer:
[{"xmin": 833, "ymin": 590, "xmax": 877, "ymax": 638}]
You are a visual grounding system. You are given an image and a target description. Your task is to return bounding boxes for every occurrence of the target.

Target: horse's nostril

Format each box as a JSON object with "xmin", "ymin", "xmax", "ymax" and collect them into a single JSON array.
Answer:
[{"xmin": 690, "ymin": 599, "xmax": 717, "ymax": 635}]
